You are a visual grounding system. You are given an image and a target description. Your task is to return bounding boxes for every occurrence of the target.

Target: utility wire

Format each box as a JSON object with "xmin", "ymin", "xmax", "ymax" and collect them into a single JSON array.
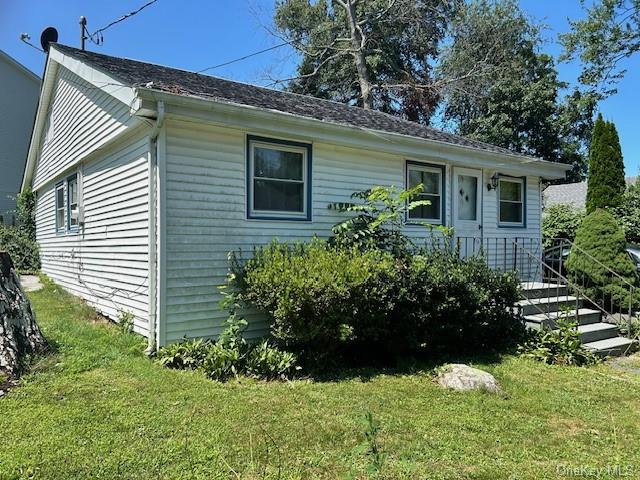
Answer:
[
  {"xmin": 87, "ymin": 0, "xmax": 160, "ymax": 45},
  {"xmin": 19, "ymin": 34, "xmax": 45, "ymax": 53},
  {"xmin": 196, "ymin": 42, "xmax": 290, "ymax": 74}
]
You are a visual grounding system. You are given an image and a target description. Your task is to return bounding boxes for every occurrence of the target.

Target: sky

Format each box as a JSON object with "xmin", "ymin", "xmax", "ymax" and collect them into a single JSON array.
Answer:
[{"xmin": 1, "ymin": 0, "xmax": 638, "ymax": 175}]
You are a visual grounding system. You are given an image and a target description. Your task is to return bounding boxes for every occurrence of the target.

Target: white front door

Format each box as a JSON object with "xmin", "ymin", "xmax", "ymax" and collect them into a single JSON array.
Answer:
[{"xmin": 453, "ymin": 167, "xmax": 483, "ymax": 256}]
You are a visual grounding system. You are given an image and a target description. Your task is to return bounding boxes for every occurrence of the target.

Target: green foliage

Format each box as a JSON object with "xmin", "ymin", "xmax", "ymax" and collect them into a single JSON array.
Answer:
[
  {"xmin": 360, "ymin": 411, "xmax": 386, "ymax": 477},
  {"xmin": 561, "ymin": 0, "xmax": 640, "ymax": 97},
  {"xmin": 16, "ymin": 188, "xmax": 37, "ymax": 241},
  {"xmin": 586, "ymin": 114, "xmax": 626, "ymax": 213},
  {"xmin": 566, "ymin": 209, "xmax": 639, "ymax": 310},
  {"xmin": 117, "ymin": 310, "xmax": 135, "ymax": 334},
  {"xmin": 230, "ymin": 239, "xmax": 523, "ymax": 364},
  {"xmin": 329, "ymin": 184, "xmax": 432, "ymax": 256},
  {"xmin": 440, "ymin": 0, "xmax": 594, "ymax": 181},
  {"xmin": 542, "ymin": 204, "xmax": 585, "ymax": 247},
  {"xmin": 0, "ymin": 224, "xmax": 40, "ymax": 273},
  {"xmin": 616, "ymin": 316, "xmax": 640, "ymax": 340},
  {"xmin": 157, "ymin": 315, "xmax": 298, "ymax": 381},
  {"xmin": 612, "ymin": 180, "xmax": 640, "ymax": 243},
  {"xmin": 518, "ymin": 317, "xmax": 601, "ymax": 366}
]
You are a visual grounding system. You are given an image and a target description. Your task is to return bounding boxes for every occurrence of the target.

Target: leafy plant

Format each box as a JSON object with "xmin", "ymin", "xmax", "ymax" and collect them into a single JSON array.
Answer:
[
  {"xmin": 328, "ymin": 184, "xmax": 431, "ymax": 257},
  {"xmin": 360, "ymin": 411, "xmax": 386, "ymax": 477},
  {"xmin": 0, "ymin": 224, "xmax": 40, "ymax": 273},
  {"xmin": 518, "ymin": 316, "xmax": 601, "ymax": 366},
  {"xmin": 542, "ymin": 203, "xmax": 585, "ymax": 248},
  {"xmin": 117, "ymin": 310, "xmax": 135, "ymax": 334},
  {"xmin": 616, "ymin": 316, "xmax": 640, "ymax": 340},
  {"xmin": 612, "ymin": 180, "xmax": 640, "ymax": 243},
  {"xmin": 16, "ymin": 188, "xmax": 37, "ymax": 241}
]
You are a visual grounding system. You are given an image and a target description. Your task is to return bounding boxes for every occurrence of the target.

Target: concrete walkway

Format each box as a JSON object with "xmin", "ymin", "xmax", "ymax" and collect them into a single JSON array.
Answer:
[{"xmin": 19, "ymin": 275, "xmax": 43, "ymax": 292}]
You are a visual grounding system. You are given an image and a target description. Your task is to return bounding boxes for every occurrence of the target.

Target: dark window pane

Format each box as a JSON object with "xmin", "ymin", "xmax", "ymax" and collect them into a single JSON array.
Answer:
[
  {"xmin": 500, "ymin": 201, "xmax": 523, "ymax": 223},
  {"xmin": 254, "ymin": 179, "xmax": 304, "ymax": 212},
  {"xmin": 409, "ymin": 194, "xmax": 440, "ymax": 220},
  {"xmin": 499, "ymin": 180, "xmax": 522, "ymax": 201},
  {"xmin": 254, "ymin": 146, "xmax": 303, "ymax": 180},
  {"xmin": 422, "ymin": 171, "xmax": 440, "ymax": 194}
]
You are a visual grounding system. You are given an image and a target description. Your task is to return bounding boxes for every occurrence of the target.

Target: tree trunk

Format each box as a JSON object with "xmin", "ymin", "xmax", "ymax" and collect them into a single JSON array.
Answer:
[
  {"xmin": 0, "ymin": 252, "xmax": 46, "ymax": 378},
  {"xmin": 344, "ymin": 0, "xmax": 373, "ymax": 109}
]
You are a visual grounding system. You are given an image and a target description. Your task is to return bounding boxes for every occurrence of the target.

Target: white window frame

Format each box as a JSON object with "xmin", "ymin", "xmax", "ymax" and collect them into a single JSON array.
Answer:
[
  {"xmin": 54, "ymin": 171, "xmax": 82, "ymax": 234},
  {"xmin": 55, "ymin": 182, "xmax": 65, "ymax": 233},
  {"xmin": 67, "ymin": 173, "xmax": 79, "ymax": 232},
  {"xmin": 247, "ymin": 138, "xmax": 310, "ymax": 220},
  {"xmin": 406, "ymin": 162, "xmax": 444, "ymax": 224},
  {"xmin": 498, "ymin": 176, "xmax": 525, "ymax": 227}
]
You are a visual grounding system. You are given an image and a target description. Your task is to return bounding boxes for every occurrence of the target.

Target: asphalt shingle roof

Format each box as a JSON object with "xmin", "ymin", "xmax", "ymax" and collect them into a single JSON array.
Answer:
[
  {"xmin": 53, "ymin": 43, "xmax": 544, "ymax": 161},
  {"xmin": 543, "ymin": 177, "xmax": 638, "ymax": 209}
]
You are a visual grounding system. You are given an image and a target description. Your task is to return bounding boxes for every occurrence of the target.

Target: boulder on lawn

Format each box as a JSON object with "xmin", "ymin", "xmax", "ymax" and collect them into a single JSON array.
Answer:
[{"xmin": 436, "ymin": 363, "xmax": 500, "ymax": 393}]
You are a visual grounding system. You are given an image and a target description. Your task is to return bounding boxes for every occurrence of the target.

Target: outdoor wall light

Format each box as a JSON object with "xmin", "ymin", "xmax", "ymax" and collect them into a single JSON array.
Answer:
[{"xmin": 487, "ymin": 173, "xmax": 500, "ymax": 191}]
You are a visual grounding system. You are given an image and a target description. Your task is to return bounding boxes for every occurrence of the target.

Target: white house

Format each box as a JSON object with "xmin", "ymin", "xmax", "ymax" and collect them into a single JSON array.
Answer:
[
  {"xmin": 22, "ymin": 44, "xmax": 569, "ymax": 349},
  {"xmin": 0, "ymin": 50, "xmax": 40, "ymax": 223}
]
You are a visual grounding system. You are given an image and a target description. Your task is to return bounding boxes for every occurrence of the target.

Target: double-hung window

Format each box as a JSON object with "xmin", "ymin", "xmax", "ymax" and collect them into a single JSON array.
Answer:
[
  {"xmin": 54, "ymin": 172, "xmax": 81, "ymax": 233},
  {"xmin": 406, "ymin": 162, "xmax": 445, "ymax": 224},
  {"xmin": 247, "ymin": 136, "xmax": 311, "ymax": 220},
  {"xmin": 55, "ymin": 182, "xmax": 65, "ymax": 232},
  {"xmin": 498, "ymin": 177, "xmax": 525, "ymax": 227}
]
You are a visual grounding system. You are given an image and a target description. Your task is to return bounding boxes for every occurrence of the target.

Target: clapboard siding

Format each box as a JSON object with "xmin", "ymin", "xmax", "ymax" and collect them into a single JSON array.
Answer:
[
  {"xmin": 35, "ymin": 133, "xmax": 150, "ymax": 334},
  {"xmin": 163, "ymin": 120, "xmax": 541, "ymax": 343},
  {"xmin": 32, "ymin": 66, "xmax": 138, "ymax": 190}
]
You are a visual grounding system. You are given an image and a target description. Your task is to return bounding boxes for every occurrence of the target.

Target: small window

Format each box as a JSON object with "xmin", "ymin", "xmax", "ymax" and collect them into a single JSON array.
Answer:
[
  {"xmin": 407, "ymin": 163, "xmax": 444, "ymax": 223},
  {"xmin": 67, "ymin": 174, "xmax": 79, "ymax": 231},
  {"xmin": 498, "ymin": 177, "xmax": 525, "ymax": 226},
  {"xmin": 247, "ymin": 136, "xmax": 311, "ymax": 220},
  {"xmin": 55, "ymin": 182, "xmax": 65, "ymax": 232}
]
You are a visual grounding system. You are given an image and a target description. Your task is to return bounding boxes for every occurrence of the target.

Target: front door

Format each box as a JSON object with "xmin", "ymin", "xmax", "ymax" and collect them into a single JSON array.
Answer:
[{"xmin": 453, "ymin": 168, "xmax": 483, "ymax": 257}]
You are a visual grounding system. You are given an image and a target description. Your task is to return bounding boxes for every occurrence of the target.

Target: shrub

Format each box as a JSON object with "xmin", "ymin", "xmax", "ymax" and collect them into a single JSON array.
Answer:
[
  {"xmin": 542, "ymin": 203, "xmax": 584, "ymax": 247},
  {"xmin": 0, "ymin": 225, "xmax": 40, "ymax": 273},
  {"xmin": 612, "ymin": 181, "xmax": 640, "ymax": 243},
  {"xmin": 157, "ymin": 316, "xmax": 298, "ymax": 381},
  {"xmin": 565, "ymin": 209, "xmax": 639, "ymax": 310},
  {"xmin": 518, "ymin": 317, "xmax": 600, "ymax": 366},
  {"xmin": 230, "ymin": 239, "xmax": 524, "ymax": 363},
  {"xmin": 16, "ymin": 188, "xmax": 37, "ymax": 241}
]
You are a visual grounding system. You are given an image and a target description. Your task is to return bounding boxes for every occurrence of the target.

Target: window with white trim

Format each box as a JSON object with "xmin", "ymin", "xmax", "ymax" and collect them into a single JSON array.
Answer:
[
  {"xmin": 247, "ymin": 136, "xmax": 311, "ymax": 220},
  {"xmin": 407, "ymin": 163, "xmax": 444, "ymax": 223},
  {"xmin": 498, "ymin": 177, "xmax": 525, "ymax": 226},
  {"xmin": 55, "ymin": 182, "xmax": 65, "ymax": 232},
  {"xmin": 67, "ymin": 174, "xmax": 79, "ymax": 231}
]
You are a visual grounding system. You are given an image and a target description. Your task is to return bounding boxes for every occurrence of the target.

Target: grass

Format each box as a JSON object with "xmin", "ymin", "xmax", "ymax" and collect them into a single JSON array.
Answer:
[{"xmin": 1, "ymin": 279, "xmax": 640, "ymax": 479}]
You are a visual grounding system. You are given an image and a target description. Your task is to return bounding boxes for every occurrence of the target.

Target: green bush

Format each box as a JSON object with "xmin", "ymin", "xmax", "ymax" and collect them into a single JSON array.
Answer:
[
  {"xmin": 565, "ymin": 209, "xmax": 639, "ymax": 310},
  {"xmin": 16, "ymin": 188, "xmax": 37, "ymax": 241},
  {"xmin": 612, "ymin": 181, "xmax": 640, "ymax": 243},
  {"xmin": 0, "ymin": 225, "xmax": 40, "ymax": 273},
  {"xmin": 157, "ymin": 316, "xmax": 298, "ymax": 381},
  {"xmin": 231, "ymin": 239, "xmax": 524, "ymax": 363},
  {"xmin": 542, "ymin": 203, "xmax": 584, "ymax": 247},
  {"xmin": 518, "ymin": 317, "xmax": 600, "ymax": 366}
]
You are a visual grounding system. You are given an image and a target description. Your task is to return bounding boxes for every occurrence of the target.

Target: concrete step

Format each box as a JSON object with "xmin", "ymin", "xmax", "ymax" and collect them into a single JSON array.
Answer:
[
  {"xmin": 525, "ymin": 308, "xmax": 601, "ymax": 330},
  {"xmin": 517, "ymin": 295, "xmax": 581, "ymax": 316},
  {"xmin": 583, "ymin": 337, "xmax": 637, "ymax": 357},
  {"xmin": 521, "ymin": 282, "xmax": 568, "ymax": 299},
  {"xmin": 577, "ymin": 322, "xmax": 620, "ymax": 343}
]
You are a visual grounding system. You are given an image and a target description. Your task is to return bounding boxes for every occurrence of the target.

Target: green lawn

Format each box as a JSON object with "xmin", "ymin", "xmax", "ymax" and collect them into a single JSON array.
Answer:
[{"xmin": 2, "ymin": 279, "xmax": 640, "ymax": 479}]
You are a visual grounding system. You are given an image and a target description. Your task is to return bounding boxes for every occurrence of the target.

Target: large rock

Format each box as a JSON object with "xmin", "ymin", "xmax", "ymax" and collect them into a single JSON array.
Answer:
[{"xmin": 436, "ymin": 363, "xmax": 500, "ymax": 393}]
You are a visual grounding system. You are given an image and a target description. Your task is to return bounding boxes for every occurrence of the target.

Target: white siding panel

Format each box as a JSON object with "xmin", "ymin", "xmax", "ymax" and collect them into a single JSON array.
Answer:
[
  {"xmin": 35, "ymin": 134, "xmax": 150, "ymax": 334},
  {"xmin": 32, "ymin": 66, "xmax": 137, "ymax": 189}
]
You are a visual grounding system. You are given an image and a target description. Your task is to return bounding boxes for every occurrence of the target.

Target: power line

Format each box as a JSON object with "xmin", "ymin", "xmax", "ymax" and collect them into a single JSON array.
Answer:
[
  {"xmin": 196, "ymin": 42, "xmax": 290, "ymax": 74},
  {"xmin": 86, "ymin": 0, "xmax": 160, "ymax": 45}
]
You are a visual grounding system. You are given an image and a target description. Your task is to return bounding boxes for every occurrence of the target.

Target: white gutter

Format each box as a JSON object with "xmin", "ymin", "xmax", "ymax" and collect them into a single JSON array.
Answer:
[{"xmin": 145, "ymin": 101, "xmax": 165, "ymax": 355}]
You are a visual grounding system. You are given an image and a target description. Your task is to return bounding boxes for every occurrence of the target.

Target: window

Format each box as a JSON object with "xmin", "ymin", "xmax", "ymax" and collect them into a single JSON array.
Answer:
[
  {"xmin": 54, "ymin": 172, "xmax": 81, "ymax": 233},
  {"xmin": 247, "ymin": 136, "xmax": 311, "ymax": 220},
  {"xmin": 67, "ymin": 174, "xmax": 79, "ymax": 231},
  {"xmin": 407, "ymin": 162, "xmax": 444, "ymax": 223},
  {"xmin": 55, "ymin": 182, "xmax": 65, "ymax": 232},
  {"xmin": 498, "ymin": 177, "xmax": 525, "ymax": 226}
]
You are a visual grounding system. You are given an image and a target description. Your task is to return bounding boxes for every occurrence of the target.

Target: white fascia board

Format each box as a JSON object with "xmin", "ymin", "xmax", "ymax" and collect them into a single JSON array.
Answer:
[{"xmin": 134, "ymin": 89, "xmax": 570, "ymax": 180}]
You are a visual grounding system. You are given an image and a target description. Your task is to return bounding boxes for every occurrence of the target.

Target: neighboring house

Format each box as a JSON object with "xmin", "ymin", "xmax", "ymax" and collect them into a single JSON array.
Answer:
[
  {"xmin": 0, "ymin": 50, "xmax": 40, "ymax": 224},
  {"xmin": 543, "ymin": 176, "xmax": 638, "ymax": 210},
  {"xmin": 22, "ymin": 44, "xmax": 569, "ymax": 348}
]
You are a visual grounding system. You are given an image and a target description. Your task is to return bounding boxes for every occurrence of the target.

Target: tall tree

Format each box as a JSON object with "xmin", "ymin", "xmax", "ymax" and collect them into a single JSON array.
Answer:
[
  {"xmin": 586, "ymin": 114, "xmax": 626, "ymax": 213},
  {"xmin": 561, "ymin": 0, "xmax": 640, "ymax": 98},
  {"xmin": 273, "ymin": 0, "xmax": 462, "ymax": 122},
  {"xmin": 438, "ymin": 0, "xmax": 595, "ymax": 181}
]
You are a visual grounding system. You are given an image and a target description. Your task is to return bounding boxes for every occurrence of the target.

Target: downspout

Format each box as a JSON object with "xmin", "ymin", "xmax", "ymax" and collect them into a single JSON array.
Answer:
[{"xmin": 145, "ymin": 101, "xmax": 165, "ymax": 355}]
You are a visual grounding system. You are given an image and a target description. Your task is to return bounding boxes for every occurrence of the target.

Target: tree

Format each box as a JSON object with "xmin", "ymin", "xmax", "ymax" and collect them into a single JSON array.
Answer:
[
  {"xmin": 585, "ymin": 114, "xmax": 626, "ymax": 213},
  {"xmin": 273, "ymin": 0, "xmax": 461, "ymax": 121},
  {"xmin": 16, "ymin": 188, "xmax": 36, "ymax": 242},
  {"xmin": 542, "ymin": 204, "xmax": 585, "ymax": 248},
  {"xmin": 561, "ymin": 0, "xmax": 640, "ymax": 98},
  {"xmin": 612, "ymin": 180, "xmax": 640, "ymax": 243},
  {"xmin": 439, "ymin": 0, "xmax": 595, "ymax": 181},
  {"xmin": 565, "ymin": 209, "xmax": 638, "ymax": 311}
]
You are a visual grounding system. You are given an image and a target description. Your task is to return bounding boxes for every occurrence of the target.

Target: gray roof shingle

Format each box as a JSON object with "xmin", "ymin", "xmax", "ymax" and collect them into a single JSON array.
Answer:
[{"xmin": 53, "ymin": 43, "xmax": 543, "ymax": 161}]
